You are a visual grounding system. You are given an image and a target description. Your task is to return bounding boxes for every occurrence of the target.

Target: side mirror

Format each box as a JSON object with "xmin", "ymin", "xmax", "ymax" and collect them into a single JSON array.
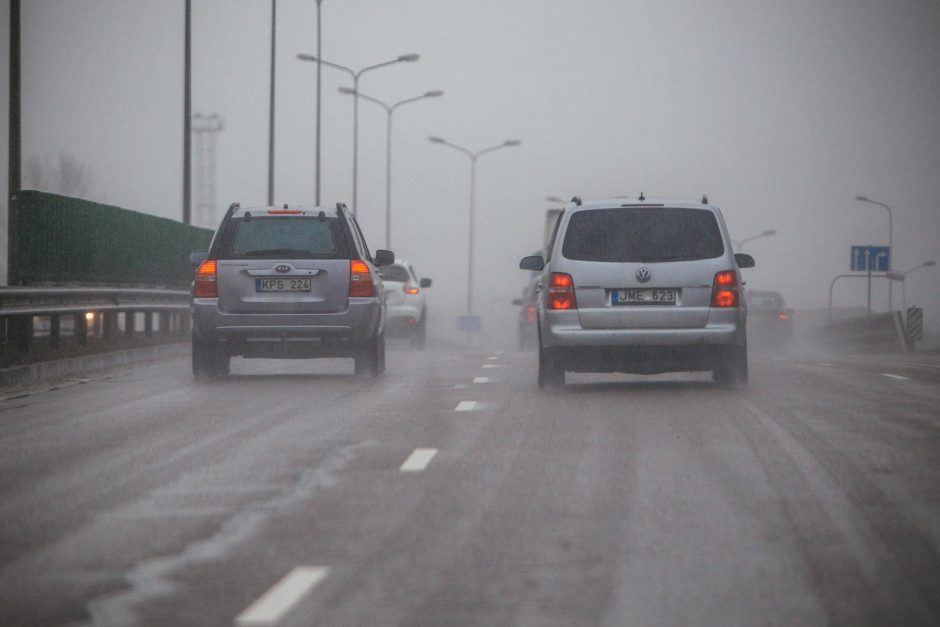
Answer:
[
  {"xmin": 374, "ymin": 249, "xmax": 395, "ymax": 266},
  {"xmin": 190, "ymin": 250, "xmax": 208, "ymax": 264},
  {"xmin": 734, "ymin": 253, "xmax": 755, "ymax": 269},
  {"xmin": 512, "ymin": 298, "xmax": 524, "ymax": 306},
  {"xmin": 519, "ymin": 255, "xmax": 545, "ymax": 271},
  {"xmin": 419, "ymin": 278, "xmax": 432, "ymax": 288}
]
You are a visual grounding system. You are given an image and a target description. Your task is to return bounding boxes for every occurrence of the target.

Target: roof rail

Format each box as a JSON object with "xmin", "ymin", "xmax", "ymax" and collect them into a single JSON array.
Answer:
[
  {"xmin": 570, "ymin": 196, "xmax": 582, "ymax": 206},
  {"xmin": 701, "ymin": 194, "xmax": 709, "ymax": 204},
  {"xmin": 638, "ymin": 192, "xmax": 646, "ymax": 201}
]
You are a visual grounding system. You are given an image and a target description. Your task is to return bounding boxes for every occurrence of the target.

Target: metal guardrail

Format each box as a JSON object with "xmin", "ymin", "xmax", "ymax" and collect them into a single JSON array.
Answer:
[{"xmin": 0, "ymin": 287, "xmax": 191, "ymax": 354}]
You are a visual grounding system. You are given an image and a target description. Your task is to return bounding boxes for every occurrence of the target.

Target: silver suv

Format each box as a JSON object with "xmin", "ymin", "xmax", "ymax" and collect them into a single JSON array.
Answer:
[
  {"xmin": 190, "ymin": 203, "xmax": 394, "ymax": 380},
  {"xmin": 519, "ymin": 195, "xmax": 754, "ymax": 388}
]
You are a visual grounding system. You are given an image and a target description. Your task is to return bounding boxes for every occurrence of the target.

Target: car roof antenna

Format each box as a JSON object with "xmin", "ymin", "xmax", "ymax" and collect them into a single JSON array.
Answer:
[
  {"xmin": 639, "ymin": 192, "xmax": 645, "ymax": 201},
  {"xmin": 702, "ymin": 194, "xmax": 709, "ymax": 204}
]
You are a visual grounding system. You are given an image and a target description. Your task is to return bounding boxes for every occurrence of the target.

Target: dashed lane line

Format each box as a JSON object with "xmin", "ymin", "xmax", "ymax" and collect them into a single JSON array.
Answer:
[
  {"xmin": 235, "ymin": 566, "xmax": 329, "ymax": 626},
  {"xmin": 455, "ymin": 401, "xmax": 478, "ymax": 411},
  {"xmin": 473, "ymin": 377, "xmax": 494, "ymax": 383},
  {"xmin": 400, "ymin": 448, "xmax": 438, "ymax": 472},
  {"xmin": 881, "ymin": 373, "xmax": 911, "ymax": 381},
  {"xmin": 816, "ymin": 363, "xmax": 835, "ymax": 367}
]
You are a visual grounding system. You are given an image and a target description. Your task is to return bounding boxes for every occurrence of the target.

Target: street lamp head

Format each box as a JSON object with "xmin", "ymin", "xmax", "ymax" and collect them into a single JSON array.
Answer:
[
  {"xmin": 398, "ymin": 54, "xmax": 420, "ymax": 62},
  {"xmin": 297, "ymin": 53, "xmax": 318, "ymax": 62},
  {"xmin": 886, "ymin": 271, "xmax": 905, "ymax": 281},
  {"xmin": 925, "ymin": 261, "xmax": 937, "ymax": 267},
  {"xmin": 424, "ymin": 90, "xmax": 444, "ymax": 98},
  {"xmin": 763, "ymin": 229, "xmax": 777, "ymax": 236},
  {"xmin": 428, "ymin": 136, "xmax": 445, "ymax": 144},
  {"xmin": 504, "ymin": 140, "xmax": 522, "ymax": 146},
  {"xmin": 855, "ymin": 195, "xmax": 869, "ymax": 202},
  {"xmin": 338, "ymin": 86, "xmax": 356, "ymax": 95}
]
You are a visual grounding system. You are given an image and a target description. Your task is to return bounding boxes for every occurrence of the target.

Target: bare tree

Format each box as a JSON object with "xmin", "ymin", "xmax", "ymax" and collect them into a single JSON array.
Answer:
[{"xmin": 22, "ymin": 152, "xmax": 94, "ymax": 198}]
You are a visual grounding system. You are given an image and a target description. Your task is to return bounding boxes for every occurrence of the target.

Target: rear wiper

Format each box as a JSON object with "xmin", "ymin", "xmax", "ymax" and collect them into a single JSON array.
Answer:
[{"xmin": 242, "ymin": 248, "xmax": 308, "ymax": 257}]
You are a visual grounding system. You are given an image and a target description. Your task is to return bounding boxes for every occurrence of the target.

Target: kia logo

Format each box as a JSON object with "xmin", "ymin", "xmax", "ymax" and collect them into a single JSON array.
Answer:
[
  {"xmin": 636, "ymin": 267, "xmax": 652, "ymax": 283},
  {"xmin": 275, "ymin": 264, "xmax": 291, "ymax": 273}
]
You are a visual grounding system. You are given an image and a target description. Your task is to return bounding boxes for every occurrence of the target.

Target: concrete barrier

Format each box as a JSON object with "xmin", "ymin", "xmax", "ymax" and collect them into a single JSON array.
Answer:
[{"xmin": 809, "ymin": 311, "xmax": 906, "ymax": 354}]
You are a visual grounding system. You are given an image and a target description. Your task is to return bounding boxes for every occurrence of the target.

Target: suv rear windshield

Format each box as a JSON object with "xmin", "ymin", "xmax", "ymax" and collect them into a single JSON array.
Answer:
[
  {"xmin": 216, "ymin": 216, "xmax": 349, "ymax": 260},
  {"xmin": 561, "ymin": 207, "xmax": 724, "ymax": 263}
]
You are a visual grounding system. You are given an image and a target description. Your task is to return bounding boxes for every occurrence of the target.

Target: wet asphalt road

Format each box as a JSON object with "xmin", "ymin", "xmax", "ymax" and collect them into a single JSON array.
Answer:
[{"xmin": 1, "ymin": 346, "xmax": 939, "ymax": 626}]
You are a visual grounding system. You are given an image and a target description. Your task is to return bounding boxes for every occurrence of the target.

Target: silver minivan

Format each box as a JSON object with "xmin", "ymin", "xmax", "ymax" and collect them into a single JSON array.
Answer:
[
  {"xmin": 520, "ymin": 196, "xmax": 754, "ymax": 388},
  {"xmin": 190, "ymin": 203, "xmax": 394, "ymax": 380}
]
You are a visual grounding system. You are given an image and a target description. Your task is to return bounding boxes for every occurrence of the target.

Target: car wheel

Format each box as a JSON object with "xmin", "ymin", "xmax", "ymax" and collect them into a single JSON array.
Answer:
[
  {"xmin": 193, "ymin": 338, "xmax": 228, "ymax": 380},
  {"xmin": 355, "ymin": 334, "xmax": 383, "ymax": 378},
  {"xmin": 713, "ymin": 345, "xmax": 748, "ymax": 388},
  {"xmin": 537, "ymin": 344, "xmax": 565, "ymax": 389},
  {"xmin": 411, "ymin": 314, "xmax": 427, "ymax": 350}
]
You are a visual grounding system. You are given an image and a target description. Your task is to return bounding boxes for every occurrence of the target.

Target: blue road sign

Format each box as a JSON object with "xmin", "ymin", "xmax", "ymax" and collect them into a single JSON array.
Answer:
[
  {"xmin": 457, "ymin": 315, "xmax": 482, "ymax": 332},
  {"xmin": 851, "ymin": 245, "xmax": 890, "ymax": 272}
]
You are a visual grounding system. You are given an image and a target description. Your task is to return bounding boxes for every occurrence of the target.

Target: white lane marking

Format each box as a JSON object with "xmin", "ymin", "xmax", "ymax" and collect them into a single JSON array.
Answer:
[
  {"xmin": 453, "ymin": 384, "xmax": 469, "ymax": 389},
  {"xmin": 235, "ymin": 566, "xmax": 329, "ymax": 626},
  {"xmin": 473, "ymin": 377, "xmax": 493, "ymax": 383},
  {"xmin": 481, "ymin": 364, "xmax": 504, "ymax": 369},
  {"xmin": 889, "ymin": 361, "xmax": 940, "ymax": 370},
  {"xmin": 881, "ymin": 373, "xmax": 910, "ymax": 381},
  {"xmin": 455, "ymin": 401, "xmax": 478, "ymax": 411},
  {"xmin": 487, "ymin": 356, "xmax": 498, "ymax": 360},
  {"xmin": 816, "ymin": 363, "xmax": 835, "ymax": 367},
  {"xmin": 400, "ymin": 448, "xmax": 438, "ymax": 472}
]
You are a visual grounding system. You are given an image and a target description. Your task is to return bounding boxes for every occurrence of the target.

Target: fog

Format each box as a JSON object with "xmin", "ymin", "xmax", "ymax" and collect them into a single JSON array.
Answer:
[{"xmin": 4, "ymin": 0, "xmax": 940, "ymax": 347}]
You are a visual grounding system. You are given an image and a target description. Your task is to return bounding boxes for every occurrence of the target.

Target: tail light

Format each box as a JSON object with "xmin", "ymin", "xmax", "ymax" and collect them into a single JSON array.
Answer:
[
  {"xmin": 404, "ymin": 285, "xmax": 420, "ymax": 295},
  {"xmin": 193, "ymin": 259, "xmax": 218, "ymax": 298},
  {"xmin": 548, "ymin": 272, "xmax": 577, "ymax": 309},
  {"xmin": 777, "ymin": 310, "xmax": 791, "ymax": 321},
  {"xmin": 349, "ymin": 259, "xmax": 375, "ymax": 297},
  {"xmin": 710, "ymin": 270, "xmax": 739, "ymax": 308},
  {"xmin": 526, "ymin": 305, "xmax": 537, "ymax": 322}
]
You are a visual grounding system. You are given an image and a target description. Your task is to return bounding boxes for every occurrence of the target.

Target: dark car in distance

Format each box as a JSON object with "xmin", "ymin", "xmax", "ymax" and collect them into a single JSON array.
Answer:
[{"xmin": 745, "ymin": 290, "xmax": 793, "ymax": 350}]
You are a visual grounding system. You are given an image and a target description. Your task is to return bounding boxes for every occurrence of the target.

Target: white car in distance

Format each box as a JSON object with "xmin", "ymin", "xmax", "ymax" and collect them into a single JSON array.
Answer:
[{"xmin": 381, "ymin": 260, "xmax": 431, "ymax": 348}]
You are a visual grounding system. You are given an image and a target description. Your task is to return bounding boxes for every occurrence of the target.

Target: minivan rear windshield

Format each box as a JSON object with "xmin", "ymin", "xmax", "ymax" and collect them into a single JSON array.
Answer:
[
  {"xmin": 217, "ymin": 216, "xmax": 347, "ymax": 259},
  {"xmin": 561, "ymin": 207, "xmax": 725, "ymax": 263}
]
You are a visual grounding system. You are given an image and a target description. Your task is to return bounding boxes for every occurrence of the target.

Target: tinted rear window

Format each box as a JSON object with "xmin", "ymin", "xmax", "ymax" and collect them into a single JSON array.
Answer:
[
  {"xmin": 561, "ymin": 207, "xmax": 725, "ymax": 262},
  {"xmin": 216, "ymin": 217, "xmax": 348, "ymax": 259},
  {"xmin": 381, "ymin": 265, "xmax": 411, "ymax": 282}
]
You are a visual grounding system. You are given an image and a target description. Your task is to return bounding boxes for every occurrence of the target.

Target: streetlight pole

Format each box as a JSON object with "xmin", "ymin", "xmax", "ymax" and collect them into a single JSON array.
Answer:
[
  {"xmin": 856, "ymin": 196, "xmax": 894, "ymax": 310},
  {"xmin": 338, "ymin": 88, "xmax": 442, "ymax": 249},
  {"xmin": 297, "ymin": 53, "xmax": 419, "ymax": 216},
  {"xmin": 899, "ymin": 260, "xmax": 936, "ymax": 322},
  {"xmin": 428, "ymin": 137, "xmax": 522, "ymax": 320},
  {"xmin": 267, "ymin": 0, "xmax": 276, "ymax": 206},
  {"xmin": 314, "ymin": 0, "xmax": 323, "ymax": 205},
  {"xmin": 731, "ymin": 229, "xmax": 777, "ymax": 251}
]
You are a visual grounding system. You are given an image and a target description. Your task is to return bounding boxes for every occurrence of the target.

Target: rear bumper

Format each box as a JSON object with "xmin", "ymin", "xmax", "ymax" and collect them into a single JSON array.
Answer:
[
  {"xmin": 191, "ymin": 297, "xmax": 382, "ymax": 357},
  {"xmin": 539, "ymin": 307, "xmax": 745, "ymax": 373},
  {"xmin": 385, "ymin": 304, "xmax": 422, "ymax": 335}
]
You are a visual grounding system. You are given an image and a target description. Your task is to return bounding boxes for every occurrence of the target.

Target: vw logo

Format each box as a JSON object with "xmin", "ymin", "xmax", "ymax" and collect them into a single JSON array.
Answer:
[
  {"xmin": 636, "ymin": 267, "xmax": 652, "ymax": 283},
  {"xmin": 275, "ymin": 264, "xmax": 291, "ymax": 273}
]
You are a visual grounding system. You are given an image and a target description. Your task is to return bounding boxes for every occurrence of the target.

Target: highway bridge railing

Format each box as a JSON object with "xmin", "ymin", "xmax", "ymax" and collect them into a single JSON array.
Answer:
[{"xmin": 0, "ymin": 287, "xmax": 191, "ymax": 356}]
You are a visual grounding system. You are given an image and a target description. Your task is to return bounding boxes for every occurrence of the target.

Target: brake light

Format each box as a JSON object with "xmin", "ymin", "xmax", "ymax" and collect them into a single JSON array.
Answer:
[
  {"xmin": 404, "ymin": 285, "xmax": 420, "ymax": 295},
  {"xmin": 193, "ymin": 259, "xmax": 218, "ymax": 298},
  {"xmin": 777, "ymin": 311, "xmax": 791, "ymax": 321},
  {"xmin": 349, "ymin": 259, "xmax": 375, "ymax": 297},
  {"xmin": 548, "ymin": 272, "xmax": 577, "ymax": 309},
  {"xmin": 526, "ymin": 305, "xmax": 536, "ymax": 322},
  {"xmin": 710, "ymin": 270, "xmax": 739, "ymax": 307}
]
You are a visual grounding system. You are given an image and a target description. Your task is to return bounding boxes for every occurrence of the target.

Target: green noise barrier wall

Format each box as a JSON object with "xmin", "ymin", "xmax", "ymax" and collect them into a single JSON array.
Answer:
[{"xmin": 11, "ymin": 190, "xmax": 213, "ymax": 287}]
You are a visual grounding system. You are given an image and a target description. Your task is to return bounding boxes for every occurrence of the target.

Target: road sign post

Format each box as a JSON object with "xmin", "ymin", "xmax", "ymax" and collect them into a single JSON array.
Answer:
[{"xmin": 851, "ymin": 245, "xmax": 891, "ymax": 314}]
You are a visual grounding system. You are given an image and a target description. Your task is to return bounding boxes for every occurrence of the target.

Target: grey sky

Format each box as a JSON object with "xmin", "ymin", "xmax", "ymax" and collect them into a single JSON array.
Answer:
[{"xmin": 3, "ymin": 0, "xmax": 940, "ymax": 342}]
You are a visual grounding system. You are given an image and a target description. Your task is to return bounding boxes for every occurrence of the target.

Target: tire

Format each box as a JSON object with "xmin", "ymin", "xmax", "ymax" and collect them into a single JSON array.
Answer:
[
  {"xmin": 192, "ymin": 339, "xmax": 229, "ymax": 380},
  {"xmin": 537, "ymin": 344, "xmax": 565, "ymax": 389},
  {"xmin": 713, "ymin": 345, "xmax": 748, "ymax": 388},
  {"xmin": 411, "ymin": 314, "xmax": 427, "ymax": 350},
  {"xmin": 355, "ymin": 333, "xmax": 384, "ymax": 378}
]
